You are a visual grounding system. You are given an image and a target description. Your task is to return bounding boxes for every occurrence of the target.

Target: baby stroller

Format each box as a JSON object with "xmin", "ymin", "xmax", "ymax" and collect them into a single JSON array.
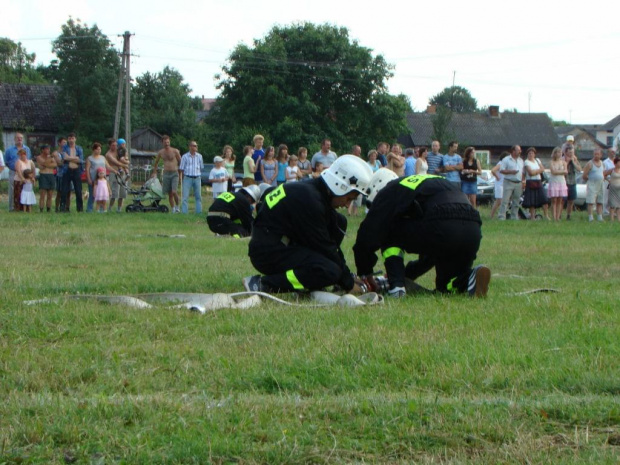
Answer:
[{"xmin": 120, "ymin": 174, "xmax": 169, "ymax": 213}]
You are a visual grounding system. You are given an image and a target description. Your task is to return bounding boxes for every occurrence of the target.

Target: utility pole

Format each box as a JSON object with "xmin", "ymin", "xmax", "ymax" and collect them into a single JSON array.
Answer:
[{"xmin": 113, "ymin": 31, "xmax": 133, "ymax": 158}]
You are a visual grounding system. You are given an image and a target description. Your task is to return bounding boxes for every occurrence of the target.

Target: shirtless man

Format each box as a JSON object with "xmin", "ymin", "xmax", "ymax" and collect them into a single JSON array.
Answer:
[
  {"xmin": 105, "ymin": 138, "xmax": 130, "ymax": 212},
  {"xmin": 36, "ymin": 144, "xmax": 57, "ymax": 212},
  {"xmin": 151, "ymin": 135, "xmax": 182, "ymax": 213}
]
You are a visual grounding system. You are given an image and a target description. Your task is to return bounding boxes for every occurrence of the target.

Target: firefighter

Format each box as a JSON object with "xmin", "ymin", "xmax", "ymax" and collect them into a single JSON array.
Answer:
[
  {"xmin": 354, "ymin": 172, "xmax": 491, "ymax": 297},
  {"xmin": 206, "ymin": 185, "xmax": 261, "ymax": 238},
  {"xmin": 243, "ymin": 155, "xmax": 373, "ymax": 294}
]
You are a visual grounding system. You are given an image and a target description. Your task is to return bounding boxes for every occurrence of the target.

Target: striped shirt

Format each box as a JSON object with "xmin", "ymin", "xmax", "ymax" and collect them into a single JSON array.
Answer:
[
  {"xmin": 427, "ymin": 152, "xmax": 444, "ymax": 175},
  {"xmin": 179, "ymin": 152, "xmax": 204, "ymax": 176}
]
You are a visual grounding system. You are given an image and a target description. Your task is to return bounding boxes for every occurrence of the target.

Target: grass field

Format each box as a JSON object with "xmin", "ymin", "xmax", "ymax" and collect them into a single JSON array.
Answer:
[{"xmin": 1, "ymin": 190, "xmax": 619, "ymax": 464}]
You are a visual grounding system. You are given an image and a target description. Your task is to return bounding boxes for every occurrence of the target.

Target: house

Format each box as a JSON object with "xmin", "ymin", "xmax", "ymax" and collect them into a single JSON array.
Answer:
[
  {"xmin": 130, "ymin": 127, "xmax": 162, "ymax": 168},
  {"xmin": 554, "ymin": 126, "xmax": 607, "ymax": 160},
  {"xmin": 399, "ymin": 106, "xmax": 560, "ymax": 164},
  {"xmin": 558, "ymin": 115, "xmax": 620, "ymax": 150},
  {"xmin": 0, "ymin": 83, "xmax": 64, "ymax": 153}
]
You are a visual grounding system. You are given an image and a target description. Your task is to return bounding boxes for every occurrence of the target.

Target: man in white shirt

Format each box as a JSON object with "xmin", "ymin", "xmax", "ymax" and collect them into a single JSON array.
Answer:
[
  {"xmin": 603, "ymin": 149, "xmax": 616, "ymax": 215},
  {"xmin": 179, "ymin": 141, "xmax": 204, "ymax": 214},
  {"xmin": 497, "ymin": 145, "xmax": 524, "ymax": 220},
  {"xmin": 311, "ymin": 138, "xmax": 337, "ymax": 170}
]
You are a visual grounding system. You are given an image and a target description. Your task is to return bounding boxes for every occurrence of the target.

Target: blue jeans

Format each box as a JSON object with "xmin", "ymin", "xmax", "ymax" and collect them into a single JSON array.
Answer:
[{"xmin": 182, "ymin": 176, "xmax": 202, "ymax": 214}]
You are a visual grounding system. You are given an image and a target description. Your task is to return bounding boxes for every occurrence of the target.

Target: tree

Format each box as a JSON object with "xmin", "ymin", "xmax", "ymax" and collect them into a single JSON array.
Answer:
[
  {"xmin": 429, "ymin": 86, "xmax": 478, "ymax": 113},
  {"xmin": 209, "ymin": 22, "xmax": 410, "ymax": 152},
  {"xmin": 133, "ymin": 66, "xmax": 198, "ymax": 138},
  {"xmin": 52, "ymin": 18, "xmax": 120, "ymax": 142},
  {"xmin": 0, "ymin": 38, "xmax": 47, "ymax": 84}
]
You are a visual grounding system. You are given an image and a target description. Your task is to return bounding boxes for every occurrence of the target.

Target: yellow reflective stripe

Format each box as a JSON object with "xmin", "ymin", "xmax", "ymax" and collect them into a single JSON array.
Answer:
[
  {"xmin": 399, "ymin": 174, "xmax": 442, "ymax": 191},
  {"xmin": 232, "ymin": 234, "xmax": 240, "ymax": 239},
  {"xmin": 218, "ymin": 192, "xmax": 236, "ymax": 203},
  {"xmin": 382, "ymin": 247, "xmax": 404, "ymax": 260},
  {"xmin": 447, "ymin": 277, "xmax": 457, "ymax": 293},
  {"xmin": 286, "ymin": 269, "xmax": 304, "ymax": 290},
  {"xmin": 265, "ymin": 184, "xmax": 286, "ymax": 208}
]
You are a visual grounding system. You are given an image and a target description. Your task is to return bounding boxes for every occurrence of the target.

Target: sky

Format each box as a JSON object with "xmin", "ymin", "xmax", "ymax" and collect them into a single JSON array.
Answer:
[{"xmin": 4, "ymin": 0, "xmax": 620, "ymax": 125}]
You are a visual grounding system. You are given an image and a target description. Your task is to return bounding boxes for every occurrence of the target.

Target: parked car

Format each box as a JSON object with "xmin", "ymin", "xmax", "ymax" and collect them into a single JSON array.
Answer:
[{"xmin": 476, "ymin": 169, "xmax": 494, "ymax": 204}]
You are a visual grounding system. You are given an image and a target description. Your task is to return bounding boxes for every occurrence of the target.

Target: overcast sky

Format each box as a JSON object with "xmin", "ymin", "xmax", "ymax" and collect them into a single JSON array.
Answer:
[{"xmin": 4, "ymin": 0, "xmax": 619, "ymax": 125}]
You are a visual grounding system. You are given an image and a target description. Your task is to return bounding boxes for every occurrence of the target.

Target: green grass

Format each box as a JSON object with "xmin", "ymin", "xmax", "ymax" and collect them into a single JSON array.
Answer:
[{"xmin": 1, "ymin": 195, "xmax": 619, "ymax": 464}]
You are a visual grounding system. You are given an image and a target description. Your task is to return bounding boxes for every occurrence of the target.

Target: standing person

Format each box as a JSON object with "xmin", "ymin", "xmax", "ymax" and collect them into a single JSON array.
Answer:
[
  {"xmin": 276, "ymin": 144, "xmax": 289, "ymax": 185},
  {"xmin": 285, "ymin": 155, "xmax": 300, "ymax": 182},
  {"xmin": 563, "ymin": 145, "xmax": 582, "ymax": 220},
  {"xmin": 252, "ymin": 134, "xmax": 265, "ymax": 183},
  {"xmin": 152, "ymin": 135, "xmax": 182, "ymax": 213},
  {"xmin": 179, "ymin": 141, "xmax": 204, "ymax": 214},
  {"xmin": 415, "ymin": 147, "xmax": 429, "ymax": 175},
  {"xmin": 607, "ymin": 157, "xmax": 620, "ymax": 222},
  {"xmin": 242, "ymin": 145, "xmax": 257, "ymax": 186},
  {"xmin": 60, "ymin": 133, "xmax": 84, "ymax": 212},
  {"xmin": 222, "ymin": 145, "xmax": 236, "ymax": 192},
  {"xmin": 603, "ymin": 149, "xmax": 616, "ymax": 215},
  {"xmin": 354, "ymin": 173, "xmax": 490, "ymax": 298},
  {"xmin": 351, "ymin": 145, "xmax": 362, "ymax": 158},
  {"xmin": 86, "ymin": 142, "xmax": 117, "ymax": 213},
  {"xmin": 548, "ymin": 147, "xmax": 568, "ymax": 221},
  {"xmin": 207, "ymin": 185, "xmax": 260, "ymax": 238},
  {"xmin": 376, "ymin": 142, "xmax": 388, "ymax": 167},
  {"xmin": 52, "ymin": 138, "xmax": 67, "ymax": 212},
  {"xmin": 490, "ymin": 152, "xmax": 509, "ymax": 219},
  {"xmin": 19, "ymin": 169, "xmax": 36, "ymax": 213},
  {"xmin": 105, "ymin": 139, "xmax": 130, "ymax": 213},
  {"xmin": 93, "ymin": 167, "xmax": 111, "ymax": 213},
  {"xmin": 387, "ymin": 150, "xmax": 405, "ymax": 177},
  {"xmin": 14, "ymin": 149, "xmax": 35, "ymax": 212},
  {"xmin": 443, "ymin": 141, "xmax": 463, "ymax": 187},
  {"xmin": 427, "ymin": 140, "xmax": 444, "ymax": 175},
  {"xmin": 260, "ymin": 146, "xmax": 277, "ymax": 187},
  {"xmin": 522, "ymin": 147, "xmax": 549, "ymax": 221},
  {"xmin": 583, "ymin": 148, "xmax": 605, "ymax": 222},
  {"xmin": 243, "ymin": 155, "xmax": 373, "ymax": 294},
  {"xmin": 4, "ymin": 133, "xmax": 32, "ymax": 211},
  {"xmin": 367, "ymin": 150, "xmax": 382, "ymax": 173},
  {"xmin": 460, "ymin": 146, "xmax": 481, "ymax": 208},
  {"xmin": 311, "ymin": 138, "xmax": 337, "ymax": 170},
  {"xmin": 498, "ymin": 145, "xmax": 525, "ymax": 220},
  {"xmin": 348, "ymin": 144, "xmax": 364, "ymax": 216},
  {"xmin": 404, "ymin": 148, "xmax": 417, "ymax": 177},
  {"xmin": 0, "ymin": 149, "xmax": 5, "ymax": 175},
  {"xmin": 209, "ymin": 156, "xmax": 229, "ymax": 199},
  {"xmin": 36, "ymin": 144, "xmax": 57, "ymax": 212},
  {"xmin": 297, "ymin": 147, "xmax": 312, "ymax": 178}
]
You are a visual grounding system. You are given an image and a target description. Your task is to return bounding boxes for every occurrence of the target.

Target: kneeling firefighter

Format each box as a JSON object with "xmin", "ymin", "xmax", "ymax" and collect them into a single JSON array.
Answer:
[
  {"xmin": 243, "ymin": 155, "xmax": 373, "ymax": 294},
  {"xmin": 354, "ymin": 172, "xmax": 491, "ymax": 297},
  {"xmin": 207, "ymin": 185, "xmax": 261, "ymax": 237}
]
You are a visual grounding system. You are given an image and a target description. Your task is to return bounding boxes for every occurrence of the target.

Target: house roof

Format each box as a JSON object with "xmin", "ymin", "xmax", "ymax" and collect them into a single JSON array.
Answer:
[
  {"xmin": 406, "ymin": 111, "xmax": 559, "ymax": 148},
  {"xmin": 601, "ymin": 114, "xmax": 620, "ymax": 131},
  {"xmin": 0, "ymin": 83, "xmax": 62, "ymax": 132}
]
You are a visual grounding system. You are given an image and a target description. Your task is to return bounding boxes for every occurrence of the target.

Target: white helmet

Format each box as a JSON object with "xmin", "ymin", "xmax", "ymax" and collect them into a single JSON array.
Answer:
[
  {"xmin": 242, "ymin": 185, "xmax": 261, "ymax": 203},
  {"xmin": 366, "ymin": 168, "xmax": 399, "ymax": 204},
  {"xmin": 321, "ymin": 155, "xmax": 373, "ymax": 196},
  {"xmin": 258, "ymin": 183, "xmax": 272, "ymax": 198}
]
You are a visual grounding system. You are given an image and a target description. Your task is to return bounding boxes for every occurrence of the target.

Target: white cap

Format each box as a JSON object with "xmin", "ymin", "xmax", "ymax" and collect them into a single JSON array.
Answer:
[
  {"xmin": 214, "ymin": 156, "xmax": 224, "ymax": 163},
  {"xmin": 566, "ymin": 135, "xmax": 575, "ymax": 142}
]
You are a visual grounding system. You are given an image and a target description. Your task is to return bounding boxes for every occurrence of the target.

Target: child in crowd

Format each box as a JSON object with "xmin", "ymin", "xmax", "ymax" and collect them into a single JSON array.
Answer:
[
  {"xmin": 209, "ymin": 156, "xmax": 229, "ymax": 199},
  {"xmin": 94, "ymin": 167, "xmax": 111, "ymax": 212},
  {"xmin": 261, "ymin": 146, "xmax": 277, "ymax": 186},
  {"xmin": 286, "ymin": 155, "xmax": 300, "ymax": 182},
  {"xmin": 312, "ymin": 161, "xmax": 324, "ymax": 178},
  {"xmin": 20, "ymin": 169, "xmax": 37, "ymax": 212},
  {"xmin": 222, "ymin": 145, "xmax": 236, "ymax": 192},
  {"xmin": 242, "ymin": 145, "xmax": 256, "ymax": 187},
  {"xmin": 276, "ymin": 144, "xmax": 289, "ymax": 185},
  {"xmin": 297, "ymin": 147, "xmax": 312, "ymax": 178},
  {"xmin": 548, "ymin": 147, "xmax": 568, "ymax": 221}
]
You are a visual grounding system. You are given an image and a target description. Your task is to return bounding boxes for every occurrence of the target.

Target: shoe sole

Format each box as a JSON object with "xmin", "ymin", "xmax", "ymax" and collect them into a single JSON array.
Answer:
[
  {"xmin": 475, "ymin": 266, "xmax": 491, "ymax": 297},
  {"xmin": 242, "ymin": 277, "xmax": 252, "ymax": 292}
]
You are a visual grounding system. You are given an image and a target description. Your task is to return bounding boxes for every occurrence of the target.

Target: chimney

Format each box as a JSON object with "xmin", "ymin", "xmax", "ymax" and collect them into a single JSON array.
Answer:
[
  {"xmin": 489, "ymin": 105, "xmax": 500, "ymax": 118},
  {"xmin": 426, "ymin": 104, "xmax": 437, "ymax": 115}
]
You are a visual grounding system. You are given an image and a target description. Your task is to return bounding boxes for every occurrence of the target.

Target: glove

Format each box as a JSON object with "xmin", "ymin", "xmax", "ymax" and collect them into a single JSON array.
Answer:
[{"xmin": 359, "ymin": 275, "xmax": 378, "ymax": 293}]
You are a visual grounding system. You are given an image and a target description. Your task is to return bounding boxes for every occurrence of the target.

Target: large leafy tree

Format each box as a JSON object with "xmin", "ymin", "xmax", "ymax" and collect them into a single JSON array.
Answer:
[
  {"xmin": 209, "ymin": 22, "xmax": 410, "ymax": 152},
  {"xmin": 133, "ymin": 66, "xmax": 198, "ymax": 138},
  {"xmin": 429, "ymin": 86, "xmax": 478, "ymax": 113},
  {"xmin": 0, "ymin": 38, "xmax": 47, "ymax": 84},
  {"xmin": 52, "ymin": 18, "xmax": 120, "ymax": 142}
]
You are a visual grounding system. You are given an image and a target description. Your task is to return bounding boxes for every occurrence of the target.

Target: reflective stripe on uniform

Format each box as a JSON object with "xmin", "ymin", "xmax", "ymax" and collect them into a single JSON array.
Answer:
[
  {"xmin": 399, "ymin": 174, "xmax": 442, "ymax": 191},
  {"xmin": 286, "ymin": 269, "xmax": 304, "ymax": 290},
  {"xmin": 207, "ymin": 212, "xmax": 231, "ymax": 219},
  {"xmin": 218, "ymin": 192, "xmax": 236, "ymax": 203},
  {"xmin": 382, "ymin": 247, "xmax": 405, "ymax": 260}
]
